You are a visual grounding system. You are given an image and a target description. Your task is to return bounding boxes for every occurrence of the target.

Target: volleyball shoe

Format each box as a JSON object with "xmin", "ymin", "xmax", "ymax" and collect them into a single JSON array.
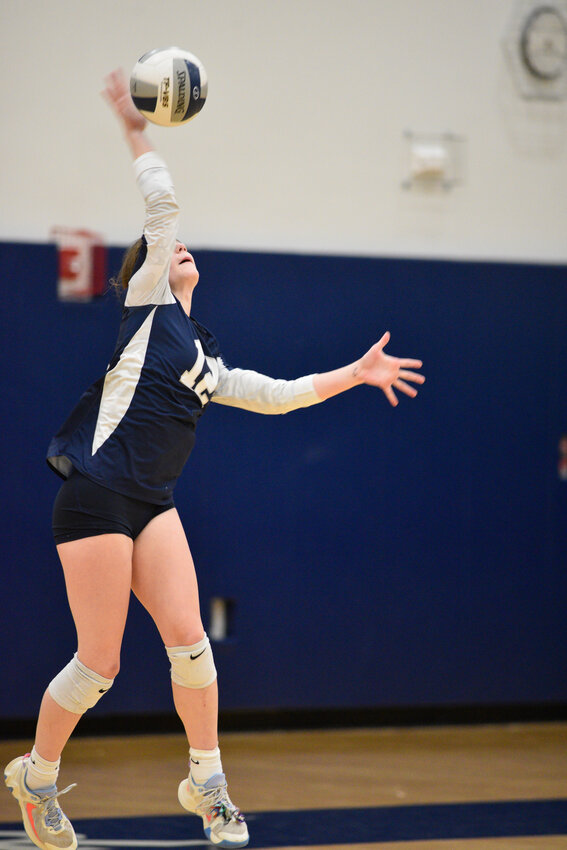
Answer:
[
  {"xmin": 178, "ymin": 772, "xmax": 249, "ymax": 847},
  {"xmin": 4, "ymin": 754, "xmax": 77, "ymax": 850}
]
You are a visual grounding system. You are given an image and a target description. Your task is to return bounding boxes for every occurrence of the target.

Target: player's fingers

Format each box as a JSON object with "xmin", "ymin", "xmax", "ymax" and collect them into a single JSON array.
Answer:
[
  {"xmin": 384, "ymin": 385, "xmax": 398, "ymax": 406},
  {"xmin": 103, "ymin": 69, "xmax": 126, "ymax": 102},
  {"xmin": 106, "ymin": 68, "xmax": 124, "ymax": 87},
  {"xmin": 103, "ymin": 70, "xmax": 119, "ymax": 93},
  {"xmin": 399, "ymin": 358, "xmax": 423, "ymax": 369},
  {"xmin": 377, "ymin": 331, "xmax": 390, "ymax": 351},
  {"xmin": 399, "ymin": 369, "xmax": 425, "ymax": 384},
  {"xmin": 101, "ymin": 80, "xmax": 119, "ymax": 106},
  {"xmin": 394, "ymin": 379, "xmax": 418, "ymax": 398}
]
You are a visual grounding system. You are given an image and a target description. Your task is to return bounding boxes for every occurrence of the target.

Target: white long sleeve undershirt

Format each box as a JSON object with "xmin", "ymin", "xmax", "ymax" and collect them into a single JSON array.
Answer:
[{"xmin": 212, "ymin": 362, "xmax": 320, "ymax": 414}]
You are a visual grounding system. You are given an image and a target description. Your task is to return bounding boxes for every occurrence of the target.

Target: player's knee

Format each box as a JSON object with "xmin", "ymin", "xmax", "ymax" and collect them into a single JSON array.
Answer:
[
  {"xmin": 166, "ymin": 634, "xmax": 217, "ymax": 689},
  {"xmin": 92, "ymin": 657, "xmax": 120, "ymax": 680},
  {"xmin": 48, "ymin": 653, "xmax": 115, "ymax": 714}
]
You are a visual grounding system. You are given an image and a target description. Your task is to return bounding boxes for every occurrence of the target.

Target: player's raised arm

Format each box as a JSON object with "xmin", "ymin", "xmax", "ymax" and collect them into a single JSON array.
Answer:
[{"xmin": 101, "ymin": 68, "xmax": 180, "ymax": 307}]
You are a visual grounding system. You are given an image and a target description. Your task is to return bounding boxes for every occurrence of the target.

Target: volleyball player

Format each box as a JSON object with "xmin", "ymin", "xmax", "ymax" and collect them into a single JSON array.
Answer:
[{"xmin": 4, "ymin": 69, "xmax": 424, "ymax": 850}]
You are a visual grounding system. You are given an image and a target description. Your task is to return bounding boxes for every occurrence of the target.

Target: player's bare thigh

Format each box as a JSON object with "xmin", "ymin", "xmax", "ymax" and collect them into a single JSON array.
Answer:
[
  {"xmin": 57, "ymin": 533, "xmax": 134, "ymax": 678},
  {"xmin": 131, "ymin": 508, "xmax": 204, "ymax": 646}
]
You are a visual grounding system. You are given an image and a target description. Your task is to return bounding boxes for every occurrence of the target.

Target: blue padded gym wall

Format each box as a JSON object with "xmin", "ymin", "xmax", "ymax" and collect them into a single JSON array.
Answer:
[{"xmin": 1, "ymin": 241, "xmax": 566, "ymax": 722}]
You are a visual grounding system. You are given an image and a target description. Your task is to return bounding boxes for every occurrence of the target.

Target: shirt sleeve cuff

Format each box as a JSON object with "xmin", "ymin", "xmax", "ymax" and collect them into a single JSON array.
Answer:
[
  {"xmin": 292, "ymin": 374, "xmax": 320, "ymax": 404},
  {"xmin": 133, "ymin": 151, "xmax": 168, "ymax": 179}
]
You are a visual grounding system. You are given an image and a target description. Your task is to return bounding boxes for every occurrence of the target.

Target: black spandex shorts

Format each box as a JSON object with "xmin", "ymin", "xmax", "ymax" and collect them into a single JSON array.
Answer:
[{"xmin": 52, "ymin": 469, "xmax": 175, "ymax": 545}]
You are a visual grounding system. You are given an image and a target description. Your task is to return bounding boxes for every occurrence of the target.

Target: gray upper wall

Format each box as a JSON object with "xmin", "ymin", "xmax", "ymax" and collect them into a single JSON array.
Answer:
[{"xmin": 2, "ymin": 0, "xmax": 566, "ymax": 262}]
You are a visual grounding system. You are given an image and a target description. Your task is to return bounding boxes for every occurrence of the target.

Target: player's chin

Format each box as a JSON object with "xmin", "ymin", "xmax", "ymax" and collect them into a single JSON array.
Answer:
[
  {"xmin": 171, "ymin": 265, "xmax": 199, "ymax": 287},
  {"xmin": 185, "ymin": 261, "xmax": 199, "ymax": 281}
]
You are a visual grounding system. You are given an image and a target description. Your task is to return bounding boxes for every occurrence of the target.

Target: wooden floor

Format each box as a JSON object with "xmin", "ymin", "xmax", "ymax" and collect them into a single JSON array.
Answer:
[{"xmin": 1, "ymin": 723, "xmax": 566, "ymax": 849}]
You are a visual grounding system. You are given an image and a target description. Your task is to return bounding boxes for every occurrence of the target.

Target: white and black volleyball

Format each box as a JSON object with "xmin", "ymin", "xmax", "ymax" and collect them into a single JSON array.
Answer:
[{"xmin": 130, "ymin": 47, "xmax": 208, "ymax": 127}]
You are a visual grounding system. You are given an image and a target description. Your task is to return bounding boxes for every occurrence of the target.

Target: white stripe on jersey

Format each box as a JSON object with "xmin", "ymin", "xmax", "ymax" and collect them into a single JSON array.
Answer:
[{"xmin": 92, "ymin": 308, "xmax": 157, "ymax": 455}]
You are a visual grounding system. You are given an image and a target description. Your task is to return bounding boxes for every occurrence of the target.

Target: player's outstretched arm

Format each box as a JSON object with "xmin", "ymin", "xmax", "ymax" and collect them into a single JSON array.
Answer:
[
  {"xmin": 102, "ymin": 68, "xmax": 153, "ymax": 160},
  {"xmin": 313, "ymin": 331, "xmax": 424, "ymax": 408}
]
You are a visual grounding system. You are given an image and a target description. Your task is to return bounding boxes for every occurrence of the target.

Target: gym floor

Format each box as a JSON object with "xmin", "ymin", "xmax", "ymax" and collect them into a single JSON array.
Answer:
[{"xmin": 1, "ymin": 723, "xmax": 566, "ymax": 848}]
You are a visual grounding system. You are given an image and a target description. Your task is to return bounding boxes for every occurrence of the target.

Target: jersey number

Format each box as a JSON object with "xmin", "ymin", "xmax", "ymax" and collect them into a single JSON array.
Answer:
[{"xmin": 179, "ymin": 340, "xmax": 219, "ymax": 406}]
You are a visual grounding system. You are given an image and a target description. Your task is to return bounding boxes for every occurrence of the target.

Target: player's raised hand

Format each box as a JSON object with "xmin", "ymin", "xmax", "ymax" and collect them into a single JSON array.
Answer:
[
  {"xmin": 354, "ymin": 332, "xmax": 425, "ymax": 407},
  {"xmin": 102, "ymin": 68, "xmax": 147, "ymax": 133}
]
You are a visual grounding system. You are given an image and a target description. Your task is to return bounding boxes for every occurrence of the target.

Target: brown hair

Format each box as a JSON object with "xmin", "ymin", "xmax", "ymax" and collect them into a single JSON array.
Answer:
[{"xmin": 110, "ymin": 237, "xmax": 146, "ymax": 293}]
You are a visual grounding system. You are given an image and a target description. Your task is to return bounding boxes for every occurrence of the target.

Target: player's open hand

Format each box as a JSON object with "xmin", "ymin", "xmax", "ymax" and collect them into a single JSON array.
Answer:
[
  {"xmin": 354, "ymin": 332, "xmax": 425, "ymax": 407},
  {"xmin": 102, "ymin": 68, "xmax": 147, "ymax": 133}
]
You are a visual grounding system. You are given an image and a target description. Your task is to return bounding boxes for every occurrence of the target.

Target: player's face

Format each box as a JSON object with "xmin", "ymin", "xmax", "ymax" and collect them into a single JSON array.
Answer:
[{"xmin": 169, "ymin": 240, "xmax": 199, "ymax": 290}]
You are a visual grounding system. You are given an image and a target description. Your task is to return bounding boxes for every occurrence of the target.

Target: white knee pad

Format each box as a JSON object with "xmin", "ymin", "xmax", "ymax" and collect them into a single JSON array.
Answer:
[
  {"xmin": 48, "ymin": 653, "xmax": 114, "ymax": 714},
  {"xmin": 166, "ymin": 634, "xmax": 217, "ymax": 689}
]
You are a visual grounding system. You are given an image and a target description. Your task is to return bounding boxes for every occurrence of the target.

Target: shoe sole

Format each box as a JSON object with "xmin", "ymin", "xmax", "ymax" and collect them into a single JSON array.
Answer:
[{"xmin": 204, "ymin": 826, "xmax": 249, "ymax": 848}]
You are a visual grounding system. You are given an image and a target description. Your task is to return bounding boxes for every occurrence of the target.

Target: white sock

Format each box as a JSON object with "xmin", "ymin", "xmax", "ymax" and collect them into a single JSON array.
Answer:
[
  {"xmin": 189, "ymin": 746, "xmax": 223, "ymax": 785},
  {"xmin": 26, "ymin": 746, "xmax": 60, "ymax": 791}
]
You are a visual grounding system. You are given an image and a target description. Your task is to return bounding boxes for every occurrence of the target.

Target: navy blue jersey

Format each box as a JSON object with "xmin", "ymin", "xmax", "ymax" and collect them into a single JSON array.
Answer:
[
  {"xmin": 48, "ymin": 302, "xmax": 223, "ymax": 504},
  {"xmin": 47, "ymin": 152, "xmax": 319, "ymax": 505}
]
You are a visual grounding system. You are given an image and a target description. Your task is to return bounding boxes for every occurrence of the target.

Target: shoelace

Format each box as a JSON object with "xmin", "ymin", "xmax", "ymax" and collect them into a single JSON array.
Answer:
[
  {"xmin": 210, "ymin": 802, "xmax": 246, "ymax": 824},
  {"xmin": 196, "ymin": 783, "xmax": 245, "ymax": 824},
  {"xmin": 38, "ymin": 784, "xmax": 77, "ymax": 830}
]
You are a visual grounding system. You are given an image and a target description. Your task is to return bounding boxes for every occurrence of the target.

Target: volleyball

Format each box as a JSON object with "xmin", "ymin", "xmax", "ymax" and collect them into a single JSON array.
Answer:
[{"xmin": 130, "ymin": 47, "xmax": 207, "ymax": 127}]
